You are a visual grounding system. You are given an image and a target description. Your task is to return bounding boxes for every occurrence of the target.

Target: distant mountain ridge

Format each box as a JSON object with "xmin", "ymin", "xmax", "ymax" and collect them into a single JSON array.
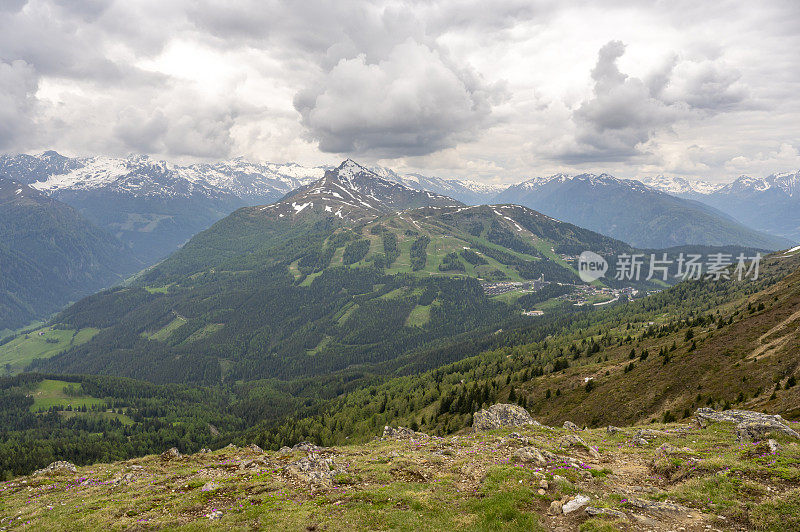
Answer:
[
  {"xmin": 1, "ymin": 151, "xmax": 797, "ymax": 257},
  {"xmin": 642, "ymin": 171, "xmax": 800, "ymax": 241},
  {"xmin": 492, "ymin": 172, "xmax": 792, "ymax": 250},
  {"xmin": 639, "ymin": 175, "xmax": 723, "ymax": 198}
]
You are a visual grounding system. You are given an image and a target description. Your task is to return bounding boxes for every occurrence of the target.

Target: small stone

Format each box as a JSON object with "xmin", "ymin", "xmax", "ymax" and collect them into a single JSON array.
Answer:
[
  {"xmin": 548, "ymin": 500, "xmax": 563, "ymax": 515},
  {"xmin": 201, "ymin": 482, "xmax": 220, "ymax": 492},
  {"xmin": 537, "ymin": 488, "xmax": 546, "ymax": 496},
  {"xmin": 248, "ymin": 444, "xmax": 264, "ymax": 453},
  {"xmin": 538, "ymin": 479, "xmax": 549, "ymax": 490},
  {"xmin": 563, "ymin": 494, "xmax": 591, "ymax": 514},
  {"xmin": 207, "ymin": 510, "xmax": 223, "ymax": 520},
  {"xmin": 606, "ymin": 425, "xmax": 621, "ymax": 434},
  {"xmin": 563, "ymin": 421, "xmax": 580, "ymax": 431}
]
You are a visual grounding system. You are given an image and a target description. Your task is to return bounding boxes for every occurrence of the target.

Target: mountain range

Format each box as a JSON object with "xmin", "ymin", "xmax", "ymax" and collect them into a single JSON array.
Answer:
[
  {"xmin": 643, "ymin": 172, "xmax": 800, "ymax": 242},
  {"xmin": 27, "ymin": 159, "xmax": 643, "ymax": 384},
  {"xmin": 493, "ymin": 173, "xmax": 791, "ymax": 250},
  {"xmin": 3, "ymin": 152, "xmax": 795, "ymax": 261}
]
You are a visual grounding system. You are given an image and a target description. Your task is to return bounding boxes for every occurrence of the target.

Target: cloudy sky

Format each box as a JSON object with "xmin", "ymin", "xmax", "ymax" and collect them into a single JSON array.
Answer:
[{"xmin": 1, "ymin": 0, "xmax": 799, "ymax": 184}]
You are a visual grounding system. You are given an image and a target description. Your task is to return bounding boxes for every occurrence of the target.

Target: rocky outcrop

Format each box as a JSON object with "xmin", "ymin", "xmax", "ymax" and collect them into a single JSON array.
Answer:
[
  {"xmin": 513, "ymin": 446, "xmax": 547, "ymax": 464},
  {"xmin": 560, "ymin": 433, "xmax": 601, "ymax": 460},
  {"xmin": 381, "ymin": 426, "xmax": 430, "ymax": 441},
  {"xmin": 563, "ymin": 421, "xmax": 580, "ymax": 431},
  {"xmin": 695, "ymin": 408, "xmax": 800, "ymax": 441},
  {"xmin": 472, "ymin": 403, "xmax": 535, "ymax": 431},
  {"xmin": 33, "ymin": 461, "xmax": 77, "ymax": 476},
  {"xmin": 160, "ymin": 448, "xmax": 181, "ymax": 461},
  {"xmin": 285, "ymin": 455, "xmax": 341, "ymax": 487},
  {"xmin": 631, "ymin": 428, "xmax": 667, "ymax": 446}
]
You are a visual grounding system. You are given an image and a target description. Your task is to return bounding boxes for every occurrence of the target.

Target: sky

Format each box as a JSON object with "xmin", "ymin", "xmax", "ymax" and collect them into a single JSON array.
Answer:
[{"xmin": 1, "ymin": 0, "xmax": 799, "ymax": 184}]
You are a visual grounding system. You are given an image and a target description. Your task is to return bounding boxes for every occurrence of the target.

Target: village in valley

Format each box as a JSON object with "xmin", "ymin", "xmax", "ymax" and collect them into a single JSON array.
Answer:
[{"xmin": 480, "ymin": 277, "xmax": 640, "ymax": 314}]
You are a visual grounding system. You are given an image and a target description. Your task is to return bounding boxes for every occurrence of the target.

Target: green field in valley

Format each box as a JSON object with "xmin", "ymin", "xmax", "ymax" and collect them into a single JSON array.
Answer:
[
  {"xmin": 0, "ymin": 327, "xmax": 100, "ymax": 375},
  {"xmin": 29, "ymin": 379, "xmax": 106, "ymax": 412}
]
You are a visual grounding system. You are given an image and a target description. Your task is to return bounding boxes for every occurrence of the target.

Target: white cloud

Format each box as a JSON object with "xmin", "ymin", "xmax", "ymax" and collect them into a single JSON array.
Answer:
[
  {"xmin": 0, "ymin": 0, "xmax": 797, "ymax": 181},
  {"xmin": 294, "ymin": 39, "xmax": 506, "ymax": 157},
  {"xmin": 0, "ymin": 60, "xmax": 39, "ymax": 149}
]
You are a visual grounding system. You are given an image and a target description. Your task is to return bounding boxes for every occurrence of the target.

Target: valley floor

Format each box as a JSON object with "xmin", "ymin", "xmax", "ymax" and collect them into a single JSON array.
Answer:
[{"xmin": 1, "ymin": 412, "xmax": 798, "ymax": 531}]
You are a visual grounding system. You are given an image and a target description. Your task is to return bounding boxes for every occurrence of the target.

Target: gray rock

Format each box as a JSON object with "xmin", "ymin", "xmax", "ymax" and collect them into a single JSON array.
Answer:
[
  {"xmin": 767, "ymin": 439, "xmax": 781, "ymax": 453},
  {"xmin": 382, "ymin": 426, "xmax": 430, "ymax": 441},
  {"xmin": 292, "ymin": 441, "xmax": 320, "ymax": 452},
  {"xmin": 563, "ymin": 421, "xmax": 580, "ymax": 431},
  {"xmin": 248, "ymin": 443, "xmax": 264, "ymax": 453},
  {"xmin": 560, "ymin": 433, "xmax": 601, "ymax": 459},
  {"xmin": 630, "ymin": 428, "xmax": 667, "ymax": 446},
  {"xmin": 513, "ymin": 446, "xmax": 546, "ymax": 464},
  {"xmin": 33, "ymin": 461, "xmax": 77, "ymax": 476},
  {"xmin": 563, "ymin": 494, "xmax": 591, "ymax": 514},
  {"xmin": 285, "ymin": 455, "xmax": 341, "ymax": 486},
  {"xmin": 586, "ymin": 506, "xmax": 626, "ymax": 519},
  {"xmin": 606, "ymin": 425, "xmax": 621, "ymax": 434},
  {"xmin": 472, "ymin": 403, "xmax": 535, "ymax": 431},
  {"xmin": 160, "ymin": 447, "xmax": 181, "ymax": 461},
  {"xmin": 695, "ymin": 408, "xmax": 799, "ymax": 441}
]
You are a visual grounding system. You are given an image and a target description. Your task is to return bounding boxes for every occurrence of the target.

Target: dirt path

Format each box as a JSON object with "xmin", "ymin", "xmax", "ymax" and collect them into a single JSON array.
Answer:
[{"xmin": 747, "ymin": 307, "xmax": 800, "ymax": 360}]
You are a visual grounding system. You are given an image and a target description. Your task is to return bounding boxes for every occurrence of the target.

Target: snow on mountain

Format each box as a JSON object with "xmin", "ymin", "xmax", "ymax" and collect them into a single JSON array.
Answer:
[
  {"xmin": 183, "ymin": 159, "xmax": 326, "ymax": 201},
  {"xmin": 718, "ymin": 171, "xmax": 800, "ymax": 198},
  {"xmin": 262, "ymin": 159, "xmax": 461, "ymax": 222},
  {"xmin": 29, "ymin": 155, "xmax": 223, "ymax": 198},
  {"xmin": 19, "ymin": 153, "xmax": 328, "ymax": 202},
  {"xmin": 369, "ymin": 165, "xmax": 504, "ymax": 205},
  {"xmin": 640, "ymin": 175, "xmax": 723, "ymax": 197}
]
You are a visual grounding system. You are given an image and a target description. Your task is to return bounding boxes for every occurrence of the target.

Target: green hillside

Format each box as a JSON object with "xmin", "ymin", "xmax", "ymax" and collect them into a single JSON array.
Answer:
[
  {"xmin": 0, "ymin": 180, "xmax": 141, "ymax": 330},
  {"xmin": 26, "ymin": 204, "xmax": 644, "ymax": 385}
]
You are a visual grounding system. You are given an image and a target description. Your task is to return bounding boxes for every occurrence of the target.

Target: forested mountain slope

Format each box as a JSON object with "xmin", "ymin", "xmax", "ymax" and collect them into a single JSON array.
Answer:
[
  {"xmin": 0, "ymin": 180, "xmax": 140, "ymax": 331},
  {"xmin": 26, "ymin": 161, "xmax": 645, "ymax": 385}
]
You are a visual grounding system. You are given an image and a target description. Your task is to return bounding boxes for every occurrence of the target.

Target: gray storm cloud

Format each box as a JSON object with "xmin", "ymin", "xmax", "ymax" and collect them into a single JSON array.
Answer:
[
  {"xmin": 0, "ymin": 0, "xmax": 797, "ymax": 179},
  {"xmin": 293, "ymin": 39, "xmax": 506, "ymax": 157},
  {"xmin": 560, "ymin": 40, "xmax": 750, "ymax": 164},
  {"xmin": 0, "ymin": 59, "xmax": 38, "ymax": 150}
]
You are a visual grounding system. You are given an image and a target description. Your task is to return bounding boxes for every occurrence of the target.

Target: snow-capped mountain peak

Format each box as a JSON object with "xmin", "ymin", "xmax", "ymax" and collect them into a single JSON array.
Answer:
[
  {"xmin": 640, "ymin": 175, "xmax": 723, "ymax": 196},
  {"xmin": 259, "ymin": 159, "xmax": 462, "ymax": 222}
]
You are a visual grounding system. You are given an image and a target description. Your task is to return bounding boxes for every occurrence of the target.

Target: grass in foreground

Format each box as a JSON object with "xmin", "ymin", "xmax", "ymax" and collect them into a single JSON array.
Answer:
[{"xmin": 1, "ymin": 416, "xmax": 798, "ymax": 531}]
